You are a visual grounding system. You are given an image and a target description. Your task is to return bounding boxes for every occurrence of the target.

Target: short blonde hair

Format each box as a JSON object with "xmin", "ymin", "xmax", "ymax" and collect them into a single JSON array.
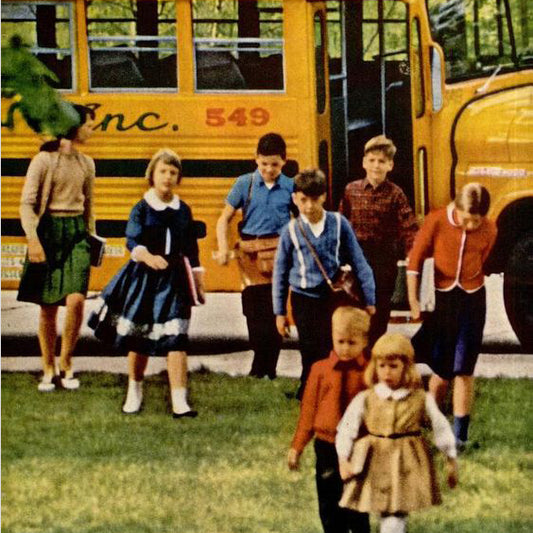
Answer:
[
  {"xmin": 364, "ymin": 333, "xmax": 422, "ymax": 389},
  {"xmin": 364, "ymin": 135, "xmax": 397, "ymax": 160},
  {"xmin": 332, "ymin": 306, "xmax": 371, "ymax": 335},
  {"xmin": 145, "ymin": 148, "xmax": 182, "ymax": 186}
]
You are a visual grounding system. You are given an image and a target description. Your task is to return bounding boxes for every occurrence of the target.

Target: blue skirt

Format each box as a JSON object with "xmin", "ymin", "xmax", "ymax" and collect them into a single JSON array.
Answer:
[
  {"xmin": 412, "ymin": 286, "xmax": 486, "ymax": 379},
  {"xmin": 88, "ymin": 259, "xmax": 192, "ymax": 355}
]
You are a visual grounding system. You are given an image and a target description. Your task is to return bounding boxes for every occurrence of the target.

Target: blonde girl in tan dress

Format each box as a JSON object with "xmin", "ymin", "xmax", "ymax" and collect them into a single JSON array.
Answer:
[{"xmin": 336, "ymin": 333, "xmax": 459, "ymax": 533}]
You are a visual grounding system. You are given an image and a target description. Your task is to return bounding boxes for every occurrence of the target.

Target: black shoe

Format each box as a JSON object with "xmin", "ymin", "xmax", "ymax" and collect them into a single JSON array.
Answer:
[
  {"xmin": 172, "ymin": 410, "xmax": 198, "ymax": 419},
  {"xmin": 284, "ymin": 390, "xmax": 299, "ymax": 400}
]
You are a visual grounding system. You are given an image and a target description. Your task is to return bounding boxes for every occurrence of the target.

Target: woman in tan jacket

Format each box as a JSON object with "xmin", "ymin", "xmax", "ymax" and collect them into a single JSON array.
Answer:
[{"xmin": 18, "ymin": 104, "xmax": 96, "ymax": 392}]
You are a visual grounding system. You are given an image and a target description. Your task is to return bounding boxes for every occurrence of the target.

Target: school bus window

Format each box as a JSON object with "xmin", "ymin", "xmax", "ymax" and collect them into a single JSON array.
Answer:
[
  {"xmin": 314, "ymin": 12, "xmax": 327, "ymax": 114},
  {"xmin": 1, "ymin": 1, "xmax": 75, "ymax": 90},
  {"xmin": 347, "ymin": 1, "xmax": 409, "ymax": 132},
  {"xmin": 86, "ymin": 0, "xmax": 177, "ymax": 91},
  {"xmin": 411, "ymin": 17, "xmax": 425, "ymax": 118},
  {"xmin": 326, "ymin": 2, "xmax": 344, "ymax": 77},
  {"xmin": 362, "ymin": 0, "xmax": 407, "ymax": 62},
  {"xmin": 428, "ymin": 0, "xmax": 531, "ymax": 82},
  {"xmin": 192, "ymin": 0, "xmax": 284, "ymax": 92}
]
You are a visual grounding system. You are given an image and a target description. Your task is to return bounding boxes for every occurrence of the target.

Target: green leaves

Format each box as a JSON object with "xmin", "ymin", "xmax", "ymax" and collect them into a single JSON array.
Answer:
[{"xmin": 1, "ymin": 35, "xmax": 79, "ymax": 137}]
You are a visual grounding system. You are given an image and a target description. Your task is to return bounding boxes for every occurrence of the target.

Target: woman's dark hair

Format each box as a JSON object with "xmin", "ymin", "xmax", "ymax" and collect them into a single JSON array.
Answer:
[{"xmin": 40, "ymin": 104, "xmax": 95, "ymax": 152}]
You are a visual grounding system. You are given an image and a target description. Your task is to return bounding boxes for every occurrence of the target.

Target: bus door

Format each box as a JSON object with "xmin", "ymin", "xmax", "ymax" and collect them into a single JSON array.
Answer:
[
  {"xmin": 309, "ymin": 2, "xmax": 333, "ymax": 196},
  {"xmin": 325, "ymin": 0, "xmax": 415, "ymax": 209},
  {"xmin": 408, "ymin": 0, "xmax": 436, "ymax": 217}
]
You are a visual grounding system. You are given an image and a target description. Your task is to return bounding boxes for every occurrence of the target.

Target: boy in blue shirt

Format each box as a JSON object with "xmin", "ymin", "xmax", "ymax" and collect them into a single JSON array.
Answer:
[
  {"xmin": 216, "ymin": 133, "xmax": 294, "ymax": 379},
  {"xmin": 273, "ymin": 169, "xmax": 375, "ymax": 398}
]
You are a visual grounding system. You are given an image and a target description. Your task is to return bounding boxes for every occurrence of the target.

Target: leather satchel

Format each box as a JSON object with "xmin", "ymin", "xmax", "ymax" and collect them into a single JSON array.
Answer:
[
  {"xmin": 329, "ymin": 265, "xmax": 364, "ymax": 307},
  {"xmin": 236, "ymin": 236, "xmax": 279, "ymax": 286},
  {"xmin": 296, "ymin": 218, "xmax": 364, "ymax": 308}
]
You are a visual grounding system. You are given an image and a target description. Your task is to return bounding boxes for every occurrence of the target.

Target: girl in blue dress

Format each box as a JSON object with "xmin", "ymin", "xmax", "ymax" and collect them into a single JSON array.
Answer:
[{"xmin": 89, "ymin": 149, "xmax": 204, "ymax": 418}]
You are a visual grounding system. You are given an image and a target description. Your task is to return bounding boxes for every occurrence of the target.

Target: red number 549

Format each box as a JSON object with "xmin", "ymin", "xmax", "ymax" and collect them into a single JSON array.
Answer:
[{"xmin": 205, "ymin": 107, "xmax": 270, "ymax": 127}]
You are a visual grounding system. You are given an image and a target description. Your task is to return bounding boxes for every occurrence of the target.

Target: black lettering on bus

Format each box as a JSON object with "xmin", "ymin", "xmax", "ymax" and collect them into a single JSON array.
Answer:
[{"xmin": 95, "ymin": 112, "xmax": 168, "ymax": 132}]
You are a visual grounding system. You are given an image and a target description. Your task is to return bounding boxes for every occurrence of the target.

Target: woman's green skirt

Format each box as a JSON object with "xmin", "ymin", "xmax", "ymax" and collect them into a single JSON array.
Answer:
[{"xmin": 17, "ymin": 214, "xmax": 91, "ymax": 306}]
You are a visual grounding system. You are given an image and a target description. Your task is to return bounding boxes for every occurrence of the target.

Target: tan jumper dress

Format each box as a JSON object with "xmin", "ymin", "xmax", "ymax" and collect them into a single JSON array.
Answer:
[{"xmin": 339, "ymin": 388, "xmax": 441, "ymax": 513}]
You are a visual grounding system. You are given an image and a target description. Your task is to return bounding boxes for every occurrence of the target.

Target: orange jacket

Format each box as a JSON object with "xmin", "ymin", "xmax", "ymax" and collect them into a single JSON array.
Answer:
[{"xmin": 291, "ymin": 351, "xmax": 367, "ymax": 453}]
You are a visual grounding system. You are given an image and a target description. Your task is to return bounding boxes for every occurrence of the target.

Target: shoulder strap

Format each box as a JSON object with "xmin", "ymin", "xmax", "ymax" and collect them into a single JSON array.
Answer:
[
  {"xmin": 242, "ymin": 173, "xmax": 254, "ymax": 221},
  {"xmin": 296, "ymin": 216, "xmax": 333, "ymax": 287}
]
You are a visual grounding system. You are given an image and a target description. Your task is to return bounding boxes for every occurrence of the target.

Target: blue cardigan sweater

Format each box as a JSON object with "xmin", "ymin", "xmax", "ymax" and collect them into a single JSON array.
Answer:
[{"xmin": 272, "ymin": 211, "xmax": 375, "ymax": 315}]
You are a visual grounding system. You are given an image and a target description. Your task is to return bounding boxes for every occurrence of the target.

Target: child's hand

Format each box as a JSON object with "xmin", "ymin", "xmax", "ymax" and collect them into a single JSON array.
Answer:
[
  {"xmin": 214, "ymin": 249, "xmax": 230, "ymax": 266},
  {"xmin": 365, "ymin": 305, "xmax": 376, "ymax": 316},
  {"xmin": 339, "ymin": 458, "xmax": 353, "ymax": 481},
  {"xmin": 193, "ymin": 270, "xmax": 206, "ymax": 304},
  {"xmin": 27, "ymin": 237, "xmax": 46, "ymax": 263},
  {"xmin": 409, "ymin": 298, "xmax": 421, "ymax": 321},
  {"xmin": 287, "ymin": 448, "xmax": 300, "ymax": 470},
  {"xmin": 143, "ymin": 253, "xmax": 169, "ymax": 270},
  {"xmin": 446, "ymin": 458, "xmax": 459, "ymax": 488},
  {"xmin": 276, "ymin": 315, "xmax": 290, "ymax": 337}
]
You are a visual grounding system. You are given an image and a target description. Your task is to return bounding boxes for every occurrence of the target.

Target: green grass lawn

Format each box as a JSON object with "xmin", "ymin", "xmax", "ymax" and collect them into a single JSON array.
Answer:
[{"xmin": 2, "ymin": 371, "xmax": 532, "ymax": 533}]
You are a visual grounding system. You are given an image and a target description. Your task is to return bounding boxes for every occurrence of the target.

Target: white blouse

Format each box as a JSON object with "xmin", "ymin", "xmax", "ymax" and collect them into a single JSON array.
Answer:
[{"xmin": 335, "ymin": 383, "xmax": 457, "ymax": 460}]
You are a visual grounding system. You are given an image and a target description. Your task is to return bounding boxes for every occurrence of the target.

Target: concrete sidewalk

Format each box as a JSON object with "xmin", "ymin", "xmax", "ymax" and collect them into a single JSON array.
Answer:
[
  {"xmin": 2, "ymin": 275, "xmax": 532, "ymax": 379},
  {"xmin": 3, "ymin": 350, "xmax": 533, "ymax": 379}
]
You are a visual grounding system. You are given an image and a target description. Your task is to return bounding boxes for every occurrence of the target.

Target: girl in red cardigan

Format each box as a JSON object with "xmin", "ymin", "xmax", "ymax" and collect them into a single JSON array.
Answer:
[{"xmin": 406, "ymin": 183, "xmax": 497, "ymax": 450}]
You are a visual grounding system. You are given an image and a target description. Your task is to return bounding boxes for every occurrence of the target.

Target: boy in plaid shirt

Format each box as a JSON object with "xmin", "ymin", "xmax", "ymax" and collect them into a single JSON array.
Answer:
[{"xmin": 339, "ymin": 135, "xmax": 418, "ymax": 348}]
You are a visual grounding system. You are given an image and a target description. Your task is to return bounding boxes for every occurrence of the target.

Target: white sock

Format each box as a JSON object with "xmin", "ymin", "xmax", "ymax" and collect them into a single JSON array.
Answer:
[
  {"xmin": 41, "ymin": 372, "xmax": 54, "ymax": 384},
  {"xmin": 123, "ymin": 379, "xmax": 143, "ymax": 413},
  {"xmin": 380, "ymin": 515, "xmax": 407, "ymax": 533},
  {"xmin": 171, "ymin": 387, "xmax": 191, "ymax": 414}
]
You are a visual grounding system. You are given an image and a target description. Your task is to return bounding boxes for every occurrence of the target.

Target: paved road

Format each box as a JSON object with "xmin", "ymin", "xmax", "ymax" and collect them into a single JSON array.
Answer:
[{"xmin": 2, "ymin": 275, "xmax": 532, "ymax": 378}]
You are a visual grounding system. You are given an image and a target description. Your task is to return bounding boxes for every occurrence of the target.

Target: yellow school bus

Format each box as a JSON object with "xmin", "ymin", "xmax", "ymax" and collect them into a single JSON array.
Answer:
[{"xmin": 2, "ymin": 0, "xmax": 532, "ymax": 348}]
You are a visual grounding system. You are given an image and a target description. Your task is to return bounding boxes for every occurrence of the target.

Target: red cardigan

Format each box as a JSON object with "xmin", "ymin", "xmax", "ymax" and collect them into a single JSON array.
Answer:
[
  {"xmin": 291, "ymin": 351, "xmax": 367, "ymax": 453},
  {"xmin": 407, "ymin": 204, "xmax": 497, "ymax": 291}
]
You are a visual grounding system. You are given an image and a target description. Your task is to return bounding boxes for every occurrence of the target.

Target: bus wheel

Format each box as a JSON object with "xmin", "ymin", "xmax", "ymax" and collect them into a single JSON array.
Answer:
[{"xmin": 503, "ymin": 232, "xmax": 533, "ymax": 352}]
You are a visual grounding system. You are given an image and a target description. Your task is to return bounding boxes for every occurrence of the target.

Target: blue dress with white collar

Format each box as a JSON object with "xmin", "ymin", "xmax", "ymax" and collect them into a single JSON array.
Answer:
[{"xmin": 88, "ymin": 190, "xmax": 200, "ymax": 355}]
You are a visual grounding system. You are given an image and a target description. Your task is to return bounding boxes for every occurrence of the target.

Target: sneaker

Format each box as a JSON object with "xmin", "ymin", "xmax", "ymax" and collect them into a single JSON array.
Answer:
[{"xmin": 61, "ymin": 376, "xmax": 80, "ymax": 390}]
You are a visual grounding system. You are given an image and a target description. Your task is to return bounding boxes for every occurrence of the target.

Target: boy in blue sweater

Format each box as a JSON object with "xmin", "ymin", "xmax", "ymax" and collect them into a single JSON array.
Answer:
[{"xmin": 273, "ymin": 169, "xmax": 375, "ymax": 398}]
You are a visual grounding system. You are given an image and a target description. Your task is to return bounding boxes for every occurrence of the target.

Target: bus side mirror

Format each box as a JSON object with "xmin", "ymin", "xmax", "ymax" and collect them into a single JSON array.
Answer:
[
  {"xmin": 194, "ymin": 220, "xmax": 207, "ymax": 239},
  {"xmin": 431, "ymin": 46, "xmax": 444, "ymax": 112}
]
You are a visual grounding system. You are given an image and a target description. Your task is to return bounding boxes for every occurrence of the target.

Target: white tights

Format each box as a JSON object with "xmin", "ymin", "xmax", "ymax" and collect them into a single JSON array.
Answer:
[{"xmin": 380, "ymin": 514, "xmax": 407, "ymax": 533}]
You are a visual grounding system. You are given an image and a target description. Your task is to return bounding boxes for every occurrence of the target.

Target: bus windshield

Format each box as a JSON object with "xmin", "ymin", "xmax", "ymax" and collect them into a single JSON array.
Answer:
[{"xmin": 427, "ymin": 0, "xmax": 532, "ymax": 82}]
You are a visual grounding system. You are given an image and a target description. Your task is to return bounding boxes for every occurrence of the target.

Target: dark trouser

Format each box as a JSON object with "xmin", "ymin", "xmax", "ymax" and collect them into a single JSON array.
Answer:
[
  {"xmin": 360, "ymin": 243, "xmax": 398, "ymax": 350},
  {"xmin": 412, "ymin": 287, "xmax": 486, "ymax": 380},
  {"xmin": 291, "ymin": 291, "xmax": 333, "ymax": 399},
  {"xmin": 242, "ymin": 284, "xmax": 282, "ymax": 379},
  {"xmin": 314, "ymin": 439, "xmax": 370, "ymax": 533}
]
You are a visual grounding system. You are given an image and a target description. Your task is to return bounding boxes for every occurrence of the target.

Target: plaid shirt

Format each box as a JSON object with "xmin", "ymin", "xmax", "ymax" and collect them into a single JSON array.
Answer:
[{"xmin": 339, "ymin": 178, "xmax": 418, "ymax": 257}]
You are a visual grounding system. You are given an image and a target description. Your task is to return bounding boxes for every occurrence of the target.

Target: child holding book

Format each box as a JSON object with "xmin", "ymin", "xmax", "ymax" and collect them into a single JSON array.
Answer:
[
  {"xmin": 89, "ymin": 148, "xmax": 204, "ymax": 418},
  {"xmin": 18, "ymin": 104, "xmax": 96, "ymax": 391}
]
